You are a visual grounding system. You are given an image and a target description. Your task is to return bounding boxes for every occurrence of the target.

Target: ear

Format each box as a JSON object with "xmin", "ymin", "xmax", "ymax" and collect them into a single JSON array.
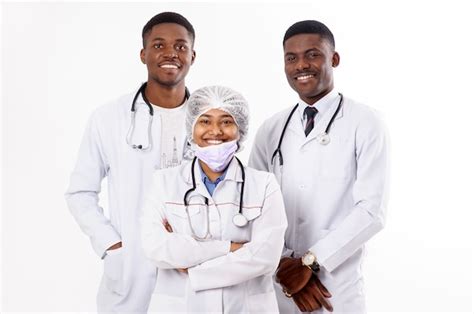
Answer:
[
  {"xmin": 140, "ymin": 48, "xmax": 146, "ymax": 64},
  {"xmin": 191, "ymin": 50, "xmax": 196, "ymax": 65},
  {"xmin": 332, "ymin": 51, "xmax": 340, "ymax": 68}
]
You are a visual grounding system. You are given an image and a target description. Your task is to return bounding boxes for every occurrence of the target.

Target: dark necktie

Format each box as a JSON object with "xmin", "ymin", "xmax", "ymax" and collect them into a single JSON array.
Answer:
[{"xmin": 304, "ymin": 107, "xmax": 318, "ymax": 136}]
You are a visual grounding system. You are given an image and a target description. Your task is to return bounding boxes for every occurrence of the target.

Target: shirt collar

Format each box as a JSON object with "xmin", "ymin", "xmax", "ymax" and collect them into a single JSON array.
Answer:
[
  {"xmin": 198, "ymin": 161, "xmax": 228, "ymax": 185},
  {"xmin": 297, "ymin": 89, "xmax": 339, "ymax": 122}
]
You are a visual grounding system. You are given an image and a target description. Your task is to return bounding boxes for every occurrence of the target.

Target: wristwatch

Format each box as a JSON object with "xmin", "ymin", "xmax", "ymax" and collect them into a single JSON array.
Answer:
[{"xmin": 301, "ymin": 251, "xmax": 320, "ymax": 273}]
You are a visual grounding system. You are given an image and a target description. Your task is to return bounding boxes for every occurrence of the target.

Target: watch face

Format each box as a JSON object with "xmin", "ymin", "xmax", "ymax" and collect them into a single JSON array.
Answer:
[{"xmin": 303, "ymin": 253, "xmax": 315, "ymax": 266}]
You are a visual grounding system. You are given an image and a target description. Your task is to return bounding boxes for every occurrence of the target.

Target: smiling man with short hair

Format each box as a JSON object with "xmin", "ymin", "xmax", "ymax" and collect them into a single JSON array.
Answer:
[
  {"xmin": 65, "ymin": 12, "xmax": 196, "ymax": 313},
  {"xmin": 249, "ymin": 20, "xmax": 390, "ymax": 313}
]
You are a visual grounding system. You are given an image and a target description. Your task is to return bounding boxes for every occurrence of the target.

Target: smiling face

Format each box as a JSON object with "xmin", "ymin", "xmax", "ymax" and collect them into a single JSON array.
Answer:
[
  {"xmin": 284, "ymin": 33, "xmax": 339, "ymax": 105},
  {"xmin": 140, "ymin": 23, "xmax": 195, "ymax": 88},
  {"xmin": 193, "ymin": 109, "xmax": 239, "ymax": 147}
]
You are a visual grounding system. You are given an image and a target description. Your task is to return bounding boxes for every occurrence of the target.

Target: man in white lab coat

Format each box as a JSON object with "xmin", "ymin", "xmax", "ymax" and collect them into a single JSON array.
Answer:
[
  {"xmin": 65, "ymin": 12, "xmax": 196, "ymax": 313},
  {"xmin": 249, "ymin": 20, "xmax": 389, "ymax": 313}
]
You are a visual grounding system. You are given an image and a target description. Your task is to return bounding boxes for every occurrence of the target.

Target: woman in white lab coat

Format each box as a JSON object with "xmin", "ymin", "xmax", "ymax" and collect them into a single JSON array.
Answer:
[{"xmin": 141, "ymin": 86, "xmax": 287, "ymax": 313}]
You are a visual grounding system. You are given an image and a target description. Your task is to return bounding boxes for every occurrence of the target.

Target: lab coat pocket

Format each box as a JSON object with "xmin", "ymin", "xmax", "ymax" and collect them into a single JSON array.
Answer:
[
  {"xmin": 246, "ymin": 290, "xmax": 279, "ymax": 313},
  {"xmin": 103, "ymin": 248, "xmax": 124, "ymax": 295},
  {"xmin": 319, "ymin": 136, "xmax": 354, "ymax": 181},
  {"xmin": 224, "ymin": 206, "xmax": 262, "ymax": 243},
  {"xmin": 167, "ymin": 203, "xmax": 206, "ymax": 236}
]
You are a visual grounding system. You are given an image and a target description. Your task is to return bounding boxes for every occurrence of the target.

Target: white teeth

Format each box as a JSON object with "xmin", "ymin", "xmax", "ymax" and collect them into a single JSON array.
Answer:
[
  {"xmin": 160, "ymin": 64, "xmax": 178, "ymax": 69},
  {"xmin": 206, "ymin": 140, "xmax": 223, "ymax": 145},
  {"xmin": 296, "ymin": 75, "xmax": 314, "ymax": 80}
]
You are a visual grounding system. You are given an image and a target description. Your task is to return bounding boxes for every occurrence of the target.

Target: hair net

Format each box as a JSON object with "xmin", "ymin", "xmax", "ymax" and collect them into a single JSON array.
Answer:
[{"xmin": 186, "ymin": 86, "xmax": 249, "ymax": 150}]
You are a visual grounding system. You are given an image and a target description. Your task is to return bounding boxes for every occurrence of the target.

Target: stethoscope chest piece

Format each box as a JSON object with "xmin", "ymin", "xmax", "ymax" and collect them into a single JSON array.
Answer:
[
  {"xmin": 316, "ymin": 132, "xmax": 330, "ymax": 145},
  {"xmin": 232, "ymin": 213, "xmax": 248, "ymax": 227}
]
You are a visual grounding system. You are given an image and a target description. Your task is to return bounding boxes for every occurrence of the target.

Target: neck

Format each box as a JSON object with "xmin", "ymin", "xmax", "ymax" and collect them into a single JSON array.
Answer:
[
  {"xmin": 144, "ymin": 80, "xmax": 186, "ymax": 109},
  {"xmin": 302, "ymin": 87, "xmax": 333, "ymax": 105},
  {"xmin": 198, "ymin": 159, "xmax": 223, "ymax": 182}
]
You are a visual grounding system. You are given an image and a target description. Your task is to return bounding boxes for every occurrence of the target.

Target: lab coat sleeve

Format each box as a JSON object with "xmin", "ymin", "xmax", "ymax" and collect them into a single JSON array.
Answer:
[
  {"xmin": 141, "ymin": 172, "xmax": 231, "ymax": 269},
  {"xmin": 65, "ymin": 112, "xmax": 121, "ymax": 258},
  {"xmin": 309, "ymin": 111, "xmax": 390, "ymax": 272},
  {"xmin": 248, "ymin": 121, "xmax": 270, "ymax": 172},
  {"xmin": 187, "ymin": 175, "xmax": 287, "ymax": 292}
]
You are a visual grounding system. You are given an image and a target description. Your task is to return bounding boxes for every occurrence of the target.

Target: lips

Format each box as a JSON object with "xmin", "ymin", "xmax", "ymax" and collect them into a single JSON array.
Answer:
[
  {"xmin": 294, "ymin": 72, "xmax": 316, "ymax": 81},
  {"xmin": 159, "ymin": 62, "xmax": 180, "ymax": 69},
  {"xmin": 204, "ymin": 139, "xmax": 224, "ymax": 145}
]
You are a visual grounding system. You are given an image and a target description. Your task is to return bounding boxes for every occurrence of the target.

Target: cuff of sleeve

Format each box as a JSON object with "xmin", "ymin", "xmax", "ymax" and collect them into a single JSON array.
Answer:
[{"xmin": 93, "ymin": 228, "xmax": 121, "ymax": 259}]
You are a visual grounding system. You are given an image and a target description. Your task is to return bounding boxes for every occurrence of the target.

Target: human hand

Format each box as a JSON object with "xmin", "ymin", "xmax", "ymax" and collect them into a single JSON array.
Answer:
[
  {"xmin": 163, "ymin": 219, "xmax": 173, "ymax": 233},
  {"xmin": 292, "ymin": 275, "xmax": 333, "ymax": 312},
  {"xmin": 230, "ymin": 242, "xmax": 246, "ymax": 252},
  {"xmin": 276, "ymin": 257, "xmax": 312, "ymax": 295},
  {"xmin": 106, "ymin": 241, "xmax": 122, "ymax": 251}
]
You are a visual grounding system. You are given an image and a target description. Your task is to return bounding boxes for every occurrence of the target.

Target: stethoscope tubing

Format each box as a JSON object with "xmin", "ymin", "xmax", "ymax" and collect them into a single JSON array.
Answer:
[{"xmin": 271, "ymin": 93, "xmax": 344, "ymax": 166}]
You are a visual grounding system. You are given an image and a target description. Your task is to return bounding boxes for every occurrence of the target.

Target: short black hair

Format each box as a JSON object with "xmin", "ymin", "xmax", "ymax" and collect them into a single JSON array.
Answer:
[
  {"xmin": 283, "ymin": 20, "xmax": 335, "ymax": 48},
  {"xmin": 142, "ymin": 12, "xmax": 195, "ymax": 47}
]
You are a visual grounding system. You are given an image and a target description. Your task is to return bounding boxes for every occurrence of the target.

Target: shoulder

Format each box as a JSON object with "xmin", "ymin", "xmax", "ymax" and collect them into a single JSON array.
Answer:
[
  {"xmin": 344, "ymin": 97, "xmax": 384, "ymax": 122},
  {"xmin": 254, "ymin": 106, "xmax": 296, "ymax": 140},
  {"xmin": 343, "ymin": 96, "xmax": 388, "ymax": 139},
  {"xmin": 151, "ymin": 161, "xmax": 192, "ymax": 194},
  {"xmin": 261, "ymin": 106, "xmax": 296, "ymax": 128},
  {"xmin": 244, "ymin": 166, "xmax": 280, "ymax": 193},
  {"xmin": 89, "ymin": 90, "xmax": 136, "ymax": 122}
]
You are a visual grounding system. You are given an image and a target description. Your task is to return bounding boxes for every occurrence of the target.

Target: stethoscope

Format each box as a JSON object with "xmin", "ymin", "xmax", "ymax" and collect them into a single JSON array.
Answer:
[
  {"xmin": 126, "ymin": 82, "xmax": 190, "ymax": 151},
  {"xmin": 271, "ymin": 93, "xmax": 344, "ymax": 166},
  {"xmin": 183, "ymin": 156, "xmax": 247, "ymax": 240}
]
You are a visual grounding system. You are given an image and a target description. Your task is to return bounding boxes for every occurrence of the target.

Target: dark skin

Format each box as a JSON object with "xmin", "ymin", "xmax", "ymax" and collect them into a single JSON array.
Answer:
[
  {"xmin": 106, "ymin": 22, "xmax": 195, "ymax": 253},
  {"xmin": 278, "ymin": 33, "xmax": 339, "ymax": 311},
  {"xmin": 292, "ymin": 275, "xmax": 333, "ymax": 312},
  {"xmin": 284, "ymin": 33, "xmax": 339, "ymax": 105},
  {"xmin": 140, "ymin": 22, "xmax": 196, "ymax": 108}
]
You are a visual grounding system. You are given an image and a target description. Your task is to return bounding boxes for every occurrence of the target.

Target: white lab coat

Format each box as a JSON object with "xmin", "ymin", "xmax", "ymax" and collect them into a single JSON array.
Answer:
[
  {"xmin": 248, "ymin": 94, "xmax": 389, "ymax": 314},
  {"xmin": 65, "ymin": 89, "xmax": 190, "ymax": 313},
  {"xmin": 141, "ymin": 157, "xmax": 287, "ymax": 313}
]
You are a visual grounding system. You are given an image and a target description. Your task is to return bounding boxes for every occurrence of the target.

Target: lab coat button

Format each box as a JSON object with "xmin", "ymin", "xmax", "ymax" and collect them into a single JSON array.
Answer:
[{"xmin": 299, "ymin": 184, "xmax": 306, "ymax": 189}]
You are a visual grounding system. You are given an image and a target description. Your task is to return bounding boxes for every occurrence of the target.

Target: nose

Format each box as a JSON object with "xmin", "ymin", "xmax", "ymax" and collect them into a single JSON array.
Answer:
[
  {"xmin": 163, "ymin": 46, "xmax": 178, "ymax": 59},
  {"xmin": 208, "ymin": 123, "xmax": 223, "ymax": 136},
  {"xmin": 296, "ymin": 59, "xmax": 310, "ymax": 71}
]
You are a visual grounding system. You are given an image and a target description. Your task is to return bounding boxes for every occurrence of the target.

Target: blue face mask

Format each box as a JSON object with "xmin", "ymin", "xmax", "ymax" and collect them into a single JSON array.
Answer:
[{"xmin": 192, "ymin": 140, "xmax": 238, "ymax": 172}]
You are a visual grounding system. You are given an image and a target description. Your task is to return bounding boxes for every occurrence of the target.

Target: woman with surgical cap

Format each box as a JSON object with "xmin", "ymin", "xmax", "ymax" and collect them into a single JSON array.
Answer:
[{"xmin": 141, "ymin": 86, "xmax": 287, "ymax": 313}]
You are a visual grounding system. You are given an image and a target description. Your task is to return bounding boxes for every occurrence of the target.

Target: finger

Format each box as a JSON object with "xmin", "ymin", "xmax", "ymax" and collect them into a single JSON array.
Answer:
[
  {"xmin": 301, "ymin": 282, "xmax": 322, "ymax": 311},
  {"xmin": 315, "ymin": 276, "xmax": 332, "ymax": 298},
  {"xmin": 292, "ymin": 296, "xmax": 306, "ymax": 312},
  {"xmin": 312, "ymin": 283, "xmax": 334, "ymax": 312},
  {"xmin": 296, "ymin": 294, "xmax": 310, "ymax": 312}
]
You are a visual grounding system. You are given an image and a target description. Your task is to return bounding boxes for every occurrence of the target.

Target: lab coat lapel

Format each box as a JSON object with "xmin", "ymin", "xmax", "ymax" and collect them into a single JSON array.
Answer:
[
  {"xmin": 286, "ymin": 105, "xmax": 306, "ymax": 138},
  {"xmin": 184, "ymin": 159, "xmax": 212, "ymax": 200},
  {"xmin": 224, "ymin": 158, "xmax": 243, "ymax": 183}
]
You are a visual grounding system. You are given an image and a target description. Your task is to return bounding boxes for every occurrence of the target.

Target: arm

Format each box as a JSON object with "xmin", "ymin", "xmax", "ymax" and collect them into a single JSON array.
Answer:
[
  {"xmin": 248, "ymin": 122, "xmax": 270, "ymax": 171},
  {"xmin": 310, "ymin": 111, "xmax": 390, "ymax": 272},
  {"xmin": 64, "ymin": 113, "xmax": 121, "ymax": 258},
  {"xmin": 187, "ymin": 175, "xmax": 288, "ymax": 292},
  {"xmin": 141, "ymin": 172, "xmax": 231, "ymax": 269}
]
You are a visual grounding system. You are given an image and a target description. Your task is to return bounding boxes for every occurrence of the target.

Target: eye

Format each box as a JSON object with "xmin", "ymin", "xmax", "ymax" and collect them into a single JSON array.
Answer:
[
  {"xmin": 285, "ymin": 55, "xmax": 296, "ymax": 63},
  {"xmin": 221, "ymin": 119, "xmax": 235, "ymax": 126},
  {"xmin": 153, "ymin": 43, "xmax": 163, "ymax": 49},
  {"xmin": 308, "ymin": 51, "xmax": 321, "ymax": 59},
  {"xmin": 198, "ymin": 118, "xmax": 210, "ymax": 125},
  {"xmin": 176, "ymin": 44, "xmax": 188, "ymax": 51}
]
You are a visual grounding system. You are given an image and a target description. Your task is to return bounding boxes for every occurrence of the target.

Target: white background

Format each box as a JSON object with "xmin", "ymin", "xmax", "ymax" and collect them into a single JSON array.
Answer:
[{"xmin": 1, "ymin": 0, "xmax": 473, "ymax": 312}]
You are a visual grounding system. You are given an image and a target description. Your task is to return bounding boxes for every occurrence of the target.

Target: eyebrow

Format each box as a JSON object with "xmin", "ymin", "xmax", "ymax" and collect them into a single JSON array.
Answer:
[
  {"xmin": 199, "ymin": 113, "xmax": 233, "ymax": 118},
  {"xmin": 150, "ymin": 37, "xmax": 190, "ymax": 43},
  {"xmin": 285, "ymin": 47, "xmax": 322, "ymax": 56}
]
